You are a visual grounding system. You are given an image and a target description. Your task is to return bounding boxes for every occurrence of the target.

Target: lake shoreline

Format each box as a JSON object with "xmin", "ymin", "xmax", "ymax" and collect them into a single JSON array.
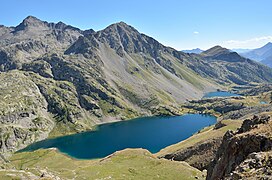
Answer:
[
  {"xmin": 19, "ymin": 114, "xmax": 217, "ymax": 159},
  {"xmin": 16, "ymin": 91, "xmax": 241, "ymax": 159}
]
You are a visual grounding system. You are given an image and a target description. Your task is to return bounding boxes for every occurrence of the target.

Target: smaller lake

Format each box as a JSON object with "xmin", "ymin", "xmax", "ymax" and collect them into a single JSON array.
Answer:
[
  {"xmin": 203, "ymin": 91, "xmax": 240, "ymax": 98},
  {"xmin": 260, "ymin": 101, "xmax": 268, "ymax": 104},
  {"xmin": 19, "ymin": 114, "xmax": 216, "ymax": 159}
]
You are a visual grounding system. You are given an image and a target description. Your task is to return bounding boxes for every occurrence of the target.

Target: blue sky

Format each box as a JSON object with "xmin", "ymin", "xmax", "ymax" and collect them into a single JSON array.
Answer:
[{"xmin": 1, "ymin": 0, "xmax": 272, "ymax": 50}]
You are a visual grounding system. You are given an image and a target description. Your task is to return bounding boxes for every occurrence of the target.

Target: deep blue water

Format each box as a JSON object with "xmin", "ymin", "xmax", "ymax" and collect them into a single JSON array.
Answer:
[
  {"xmin": 20, "ymin": 114, "xmax": 216, "ymax": 159},
  {"xmin": 203, "ymin": 91, "xmax": 240, "ymax": 98}
]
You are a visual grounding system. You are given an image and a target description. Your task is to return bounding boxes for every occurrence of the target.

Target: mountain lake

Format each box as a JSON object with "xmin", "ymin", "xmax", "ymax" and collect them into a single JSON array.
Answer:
[{"xmin": 19, "ymin": 114, "xmax": 217, "ymax": 159}]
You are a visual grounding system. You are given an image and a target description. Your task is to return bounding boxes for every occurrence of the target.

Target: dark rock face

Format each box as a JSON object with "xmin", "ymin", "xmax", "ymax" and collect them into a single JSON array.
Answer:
[
  {"xmin": 64, "ymin": 35, "xmax": 99, "ymax": 58},
  {"xmin": 162, "ymin": 138, "xmax": 222, "ymax": 170},
  {"xmin": 22, "ymin": 60, "xmax": 53, "ymax": 78},
  {"xmin": 207, "ymin": 115, "xmax": 272, "ymax": 180},
  {"xmin": 238, "ymin": 115, "xmax": 270, "ymax": 133},
  {"xmin": 214, "ymin": 52, "xmax": 246, "ymax": 62},
  {"xmin": 213, "ymin": 121, "xmax": 226, "ymax": 130},
  {"xmin": 0, "ymin": 50, "xmax": 16, "ymax": 71}
]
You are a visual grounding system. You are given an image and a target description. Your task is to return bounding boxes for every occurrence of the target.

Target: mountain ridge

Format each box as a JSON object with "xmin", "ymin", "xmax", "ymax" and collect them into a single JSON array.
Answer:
[
  {"xmin": 14, "ymin": 15, "xmax": 83, "ymax": 33},
  {"xmin": 241, "ymin": 42, "xmax": 272, "ymax": 67},
  {"xmin": 201, "ymin": 46, "xmax": 246, "ymax": 62},
  {"xmin": 182, "ymin": 48, "xmax": 203, "ymax": 54}
]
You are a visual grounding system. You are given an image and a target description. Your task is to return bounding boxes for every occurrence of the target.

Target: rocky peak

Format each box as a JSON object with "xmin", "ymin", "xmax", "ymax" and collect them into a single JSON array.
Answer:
[
  {"xmin": 95, "ymin": 21, "xmax": 143, "ymax": 54},
  {"xmin": 55, "ymin": 21, "xmax": 67, "ymax": 29},
  {"xmin": 201, "ymin": 45, "xmax": 230, "ymax": 57},
  {"xmin": 259, "ymin": 42, "xmax": 272, "ymax": 56},
  {"xmin": 67, "ymin": 20, "xmax": 185, "ymax": 61},
  {"xmin": 83, "ymin": 29, "xmax": 95, "ymax": 36},
  {"xmin": 263, "ymin": 42, "xmax": 272, "ymax": 48},
  {"xmin": 94, "ymin": 21, "xmax": 171, "ymax": 58},
  {"xmin": 101, "ymin": 21, "xmax": 138, "ymax": 35},
  {"xmin": 14, "ymin": 16, "xmax": 81, "ymax": 33},
  {"xmin": 23, "ymin": 16, "xmax": 42, "ymax": 24},
  {"xmin": 47, "ymin": 21, "xmax": 67, "ymax": 30},
  {"xmin": 202, "ymin": 45, "xmax": 247, "ymax": 62},
  {"xmin": 15, "ymin": 16, "xmax": 47, "ymax": 31}
]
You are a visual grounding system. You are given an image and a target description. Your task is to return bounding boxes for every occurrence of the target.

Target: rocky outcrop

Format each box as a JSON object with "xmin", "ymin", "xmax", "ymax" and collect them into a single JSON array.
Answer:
[
  {"xmin": 207, "ymin": 115, "xmax": 272, "ymax": 180},
  {"xmin": 0, "ymin": 71, "xmax": 55, "ymax": 156},
  {"xmin": 184, "ymin": 96, "xmax": 245, "ymax": 115},
  {"xmin": 162, "ymin": 138, "xmax": 222, "ymax": 170},
  {"xmin": 22, "ymin": 60, "xmax": 53, "ymax": 78}
]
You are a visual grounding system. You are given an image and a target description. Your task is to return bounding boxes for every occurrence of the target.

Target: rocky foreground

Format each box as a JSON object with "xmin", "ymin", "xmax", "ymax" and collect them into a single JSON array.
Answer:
[{"xmin": 208, "ymin": 115, "xmax": 272, "ymax": 179}]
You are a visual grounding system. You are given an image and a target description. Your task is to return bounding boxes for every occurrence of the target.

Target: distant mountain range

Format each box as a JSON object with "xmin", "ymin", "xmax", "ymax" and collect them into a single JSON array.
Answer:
[
  {"xmin": 1, "ymin": 16, "xmax": 272, "ymax": 155},
  {"xmin": 231, "ymin": 48, "xmax": 251, "ymax": 54},
  {"xmin": 239, "ymin": 42, "xmax": 272, "ymax": 67},
  {"xmin": 182, "ymin": 48, "xmax": 203, "ymax": 54},
  {"xmin": 261, "ymin": 56, "xmax": 272, "ymax": 67}
]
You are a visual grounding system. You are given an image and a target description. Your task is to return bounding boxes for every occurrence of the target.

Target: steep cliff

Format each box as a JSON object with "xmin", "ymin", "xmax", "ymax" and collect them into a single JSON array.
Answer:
[{"xmin": 207, "ymin": 115, "xmax": 272, "ymax": 180}]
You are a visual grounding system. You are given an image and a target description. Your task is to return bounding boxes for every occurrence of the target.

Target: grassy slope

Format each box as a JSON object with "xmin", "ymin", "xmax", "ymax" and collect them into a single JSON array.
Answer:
[
  {"xmin": 2, "ymin": 148, "xmax": 204, "ymax": 180},
  {"xmin": 156, "ymin": 119, "xmax": 243, "ymax": 157}
]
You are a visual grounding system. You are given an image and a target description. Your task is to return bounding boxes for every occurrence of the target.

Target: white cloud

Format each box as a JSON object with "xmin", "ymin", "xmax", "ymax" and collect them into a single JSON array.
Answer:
[
  {"xmin": 223, "ymin": 36, "xmax": 272, "ymax": 48},
  {"xmin": 193, "ymin": 31, "xmax": 199, "ymax": 35}
]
